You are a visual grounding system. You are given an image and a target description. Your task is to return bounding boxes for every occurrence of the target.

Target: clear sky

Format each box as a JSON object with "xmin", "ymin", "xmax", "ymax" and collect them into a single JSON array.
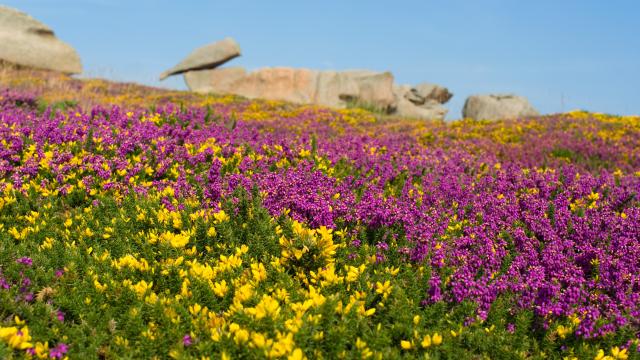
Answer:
[{"xmin": 4, "ymin": 0, "xmax": 639, "ymax": 118}]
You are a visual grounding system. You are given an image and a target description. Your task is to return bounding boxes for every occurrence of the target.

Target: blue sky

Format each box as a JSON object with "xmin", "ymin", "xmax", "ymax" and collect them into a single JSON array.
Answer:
[{"xmin": 4, "ymin": 0, "xmax": 639, "ymax": 118}]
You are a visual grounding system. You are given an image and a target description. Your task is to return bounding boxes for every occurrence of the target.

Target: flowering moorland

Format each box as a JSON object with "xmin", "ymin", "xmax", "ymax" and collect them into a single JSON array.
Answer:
[{"xmin": 0, "ymin": 69, "xmax": 639, "ymax": 359}]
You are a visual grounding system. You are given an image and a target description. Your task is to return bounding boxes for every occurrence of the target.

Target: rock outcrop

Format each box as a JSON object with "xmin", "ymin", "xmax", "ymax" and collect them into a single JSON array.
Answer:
[
  {"xmin": 0, "ymin": 6, "xmax": 82, "ymax": 74},
  {"xmin": 160, "ymin": 37, "xmax": 241, "ymax": 80},
  {"xmin": 171, "ymin": 39, "xmax": 451, "ymax": 120},
  {"xmin": 185, "ymin": 67, "xmax": 396, "ymax": 112},
  {"xmin": 462, "ymin": 94, "xmax": 539, "ymax": 120}
]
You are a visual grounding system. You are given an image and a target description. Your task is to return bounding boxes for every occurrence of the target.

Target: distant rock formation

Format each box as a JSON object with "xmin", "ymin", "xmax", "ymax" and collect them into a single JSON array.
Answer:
[
  {"xmin": 462, "ymin": 94, "xmax": 539, "ymax": 120},
  {"xmin": 160, "ymin": 37, "xmax": 241, "ymax": 80},
  {"xmin": 166, "ymin": 38, "xmax": 452, "ymax": 120},
  {"xmin": 0, "ymin": 6, "xmax": 82, "ymax": 74},
  {"xmin": 185, "ymin": 67, "xmax": 398, "ymax": 112}
]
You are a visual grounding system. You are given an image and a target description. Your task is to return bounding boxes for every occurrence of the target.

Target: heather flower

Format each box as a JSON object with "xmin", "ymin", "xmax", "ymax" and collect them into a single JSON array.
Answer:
[
  {"xmin": 183, "ymin": 334, "xmax": 193, "ymax": 347},
  {"xmin": 49, "ymin": 343, "xmax": 68, "ymax": 359},
  {"xmin": 16, "ymin": 257, "xmax": 32, "ymax": 266}
]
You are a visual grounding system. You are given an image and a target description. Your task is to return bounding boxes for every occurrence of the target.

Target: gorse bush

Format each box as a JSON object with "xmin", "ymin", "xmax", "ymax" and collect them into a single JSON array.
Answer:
[{"xmin": 0, "ymin": 80, "xmax": 639, "ymax": 359}]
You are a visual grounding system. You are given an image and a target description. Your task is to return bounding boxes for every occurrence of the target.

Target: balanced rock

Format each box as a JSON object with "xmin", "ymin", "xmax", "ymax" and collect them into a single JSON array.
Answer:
[
  {"xmin": 462, "ymin": 94, "xmax": 539, "ymax": 120},
  {"xmin": 0, "ymin": 6, "xmax": 82, "ymax": 74},
  {"xmin": 160, "ymin": 37, "xmax": 241, "ymax": 80}
]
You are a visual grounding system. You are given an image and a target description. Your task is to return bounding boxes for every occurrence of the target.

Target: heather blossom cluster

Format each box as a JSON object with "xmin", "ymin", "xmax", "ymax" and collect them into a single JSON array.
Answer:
[{"xmin": 0, "ymin": 78, "xmax": 639, "ymax": 359}]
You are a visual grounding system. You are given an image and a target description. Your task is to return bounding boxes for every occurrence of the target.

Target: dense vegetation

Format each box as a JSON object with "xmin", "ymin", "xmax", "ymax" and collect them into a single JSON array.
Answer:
[{"xmin": 0, "ymin": 70, "xmax": 639, "ymax": 359}]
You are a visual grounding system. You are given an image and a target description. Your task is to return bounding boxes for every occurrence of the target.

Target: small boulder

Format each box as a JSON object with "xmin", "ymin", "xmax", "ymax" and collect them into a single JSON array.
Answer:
[
  {"xmin": 160, "ymin": 37, "xmax": 241, "ymax": 80},
  {"xmin": 394, "ymin": 96, "xmax": 448, "ymax": 120},
  {"xmin": 412, "ymin": 83, "xmax": 452, "ymax": 104},
  {"xmin": 391, "ymin": 84, "xmax": 449, "ymax": 120},
  {"xmin": 0, "ymin": 6, "xmax": 82, "ymax": 74},
  {"xmin": 462, "ymin": 94, "xmax": 539, "ymax": 120}
]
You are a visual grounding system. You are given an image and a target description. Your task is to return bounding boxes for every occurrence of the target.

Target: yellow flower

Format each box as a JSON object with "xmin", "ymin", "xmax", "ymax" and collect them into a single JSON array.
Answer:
[
  {"xmin": 33, "ymin": 341, "xmax": 50, "ymax": 358},
  {"xmin": 375, "ymin": 280, "xmax": 392, "ymax": 299},
  {"xmin": 212, "ymin": 280, "xmax": 229, "ymax": 298},
  {"xmin": 432, "ymin": 332, "xmax": 442, "ymax": 346},
  {"xmin": 400, "ymin": 340, "xmax": 412, "ymax": 350},
  {"xmin": 131, "ymin": 280, "xmax": 153, "ymax": 298},
  {"xmin": 234, "ymin": 328, "xmax": 249, "ymax": 344},
  {"xmin": 94, "ymin": 278, "xmax": 108, "ymax": 292},
  {"xmin": 213, "ymin": 210, "xmax": 230, "ymax": 223},
  {"xmin": 288, "ymin": 348, "xmax": 306, "ymax": 360},
  {"xmin": 556, "ymin": 325, "xmax": 571, "ymax": 339},
  {"xmin": 251, "ymin": 332, "xmax": 267, "ymax": 348},
  {"xmin": 207, "ymin": 226, "xmax": 217, "ymax": 237},
  {"xmin": 250, "ymin": 295, "xmax": 280, "ymax": 320},
  {"xmin": 611, "ymin": 347, "xmax": 628, "ymax": 360},
  {"xmin": 421, "ymin": 334, "xmax": 431, "ymax": 348},
  {"xmin": 594, "ymin": 349, "xmax": 608, "ymax": 360},
  {"xmin": 0, "ymin": 326, "xmax": 33, "ymax": 350}
]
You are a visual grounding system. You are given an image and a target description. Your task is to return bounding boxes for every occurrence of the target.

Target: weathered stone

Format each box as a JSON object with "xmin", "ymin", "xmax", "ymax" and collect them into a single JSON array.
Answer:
[
  {"xmin": 412, "ymin": 82, "xmax": 453, "ymax": 104},
  {"xmin": 394, "ymin": 96, "xmax": 447, "ymax": 120},
  {"xmin": 160, "ymin": 37, "xmax": 241, "ymax": 80},
  {"xmin": 184, "ymin": 67, "xmax": 247, "ymax": 94},
  {"xmin": 462, "ymin": 94, "xmax": 539, "ymax": 120},
  {"xmin": 395, "ymin": 84, "xmax": 423, "ymax": 104},
  {"xmin": 184, "ymin": 67, "xmax": 396, "ymax": 110},
  {"xmin": 0, "ymin": 6, "xmax": 82, "ymax": 74},
  {"xmin": 342, "ymin": 70, "xmax": 396, "ymax": 111},
  {"xmin": 389, "ymin": 84, "xmax": 448, "ymax": 120},
  {"xmin": 313, "ymin": 70, "xmax": 360, "ymax": 108}
]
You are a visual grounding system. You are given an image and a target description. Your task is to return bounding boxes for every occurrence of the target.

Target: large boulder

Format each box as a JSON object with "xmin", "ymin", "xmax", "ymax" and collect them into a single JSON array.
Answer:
[
  {"xmin": 341, "ymin": 70, "xmax": 395, "ymax": 111},
  {"xmin": 225, "ymin": 67, "xmax": 319, "ymax": 104},
  {"xmin": 462, "ymin": 94, "xmax": 539, "ymax": 120},
  {"xmin": 184, "ymin": 67, "xmax": 247, "ymax": 94},
  {"xmin": 0, "ymin": 6, "xmax": 82, "ymax": 74},
  {"xmin": 160, "ymin": 37, "xmax": 241, "ymax": 80},
  {"xmin": 313, "ymin": 70, "xmax": 360, "ymax": 108},
  {"xmin": 185, "ymin": 67, "xmax": 396, "ymax": 110}
]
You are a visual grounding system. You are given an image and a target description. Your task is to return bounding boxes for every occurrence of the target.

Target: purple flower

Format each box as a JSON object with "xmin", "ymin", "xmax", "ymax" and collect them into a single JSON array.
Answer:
[
  {"xmin": 56, "ymin": 310, "xmax": 65, "ymax": 322},
  {"xmin": 183, "ymin": 334, "xmax": 193, "ymax": 347},
  {"xmin": 55, "ymin": 269, "xmax": 65, "ymax": 278},
  {"xmin": 49, "ymin": 343, "xmax": 69, "ymax": 359},
  {"xmin": 16, "ymin": 257, "xmax": 33, "ymax": 266}
]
